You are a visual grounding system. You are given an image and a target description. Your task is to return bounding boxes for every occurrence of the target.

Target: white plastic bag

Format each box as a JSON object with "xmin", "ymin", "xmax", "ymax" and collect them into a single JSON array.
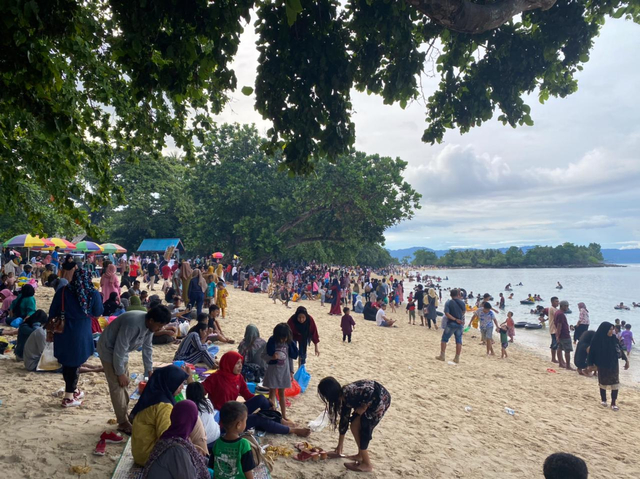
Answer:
[
  {"xmin": 308, "ymin": 410, "xmax": 330, "ymax": 432},
  {"xmin": 37, "ymin": 342, "xmax": 61, "ymax": 371},
  {"xmin": 178, "ymin": 322, "xmax": 190, "ymax": 338}
]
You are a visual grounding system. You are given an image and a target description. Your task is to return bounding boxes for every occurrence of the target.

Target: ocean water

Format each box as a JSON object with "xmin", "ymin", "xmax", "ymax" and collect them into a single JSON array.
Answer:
[{"xmin": 403, "ymin": 265, "xmax": 640, "ymax": 385}]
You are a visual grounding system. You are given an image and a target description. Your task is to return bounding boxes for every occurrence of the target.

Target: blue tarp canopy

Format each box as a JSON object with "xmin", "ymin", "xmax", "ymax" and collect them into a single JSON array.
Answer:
[{"xmin": 137, "ymin": 238, "xmax": 185, "ymax": 253}]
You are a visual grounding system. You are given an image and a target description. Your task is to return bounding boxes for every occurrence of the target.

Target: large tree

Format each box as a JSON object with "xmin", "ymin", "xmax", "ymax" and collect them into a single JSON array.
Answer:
[{"xmin": 2, "ymin": 0, "xmax": 638, "ymax": 229}]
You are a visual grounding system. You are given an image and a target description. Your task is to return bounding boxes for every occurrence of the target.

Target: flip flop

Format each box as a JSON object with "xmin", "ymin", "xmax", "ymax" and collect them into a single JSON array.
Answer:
[
  {"xmin": 117, "ymin": 427, "xmax": 132, "ymax": 436},
  {"xmin": 293, "ymin": 451, "xmax": 317, "ymax": 462}
]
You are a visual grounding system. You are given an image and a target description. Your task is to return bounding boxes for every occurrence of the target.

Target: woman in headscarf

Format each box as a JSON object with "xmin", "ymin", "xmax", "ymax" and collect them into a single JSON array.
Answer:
[
  {"xmin": 142, "ymin": 400, "xmax": 210, "ymax": 479},
  {"xmin": 11, "ymin": 284, "xmax": 37, "ymax": 319},
  {"xmin": 103, "ymin": 292, "xmax": 121, "ymax": 316},
  {"xmin": 363, "ymin": 301, "xmax": 377, "ymax": 321},
  {"xmin": 202, "ymin": 352, "xmax": 310, "ymax": 437},
  {"xmin": 48, "ymin": 264, "xmax": 104, "ymax": 407},
  {"xmin": 180, "ymin": 261, "xmax": 193, "ymax": 305},
  {"xmin": 100, "ymin": 263, "xmax": 121, "ymax": 302},
  {"xmin": 287, "ymin": 306, "xmax": 320, "ymax": 369},
  {"xmin": 587, "ymin": 322, "xmax": 630, "ymax": 411},
  {"xmin": 329, "ymin": 278, "xmax": 342, "ymax": 316},
  {"xmin": 215, "ymin": 263, "xmax": 224, "ymax": 282},
  {"xmin": 131, "ymin": 365, "xmax": 207, "ymax": 466},
  {"xmin": 14, "ymin": 310, "xmax": 47, "ymax": 361},
  {"xmin": 425, "ymin": 288, "xmax": 439, "ymax": 330},
  {"xmin": 574, "ymin": 302, "xmax": 589, "ymax": 344},
  {"xmin": 237, "ymin": 324, "xmax": 268, "ymax": 373},
  {"xmin": 126, "ymin": 295, "xmax": 147, "ymax": 312},
  {"xmin": 574, "ymin": 330, "xmax": 596, "ymax": 376},
  {"xmin": 0, "ymin": 288, "xmax": 17, "ymax": 324},
  {"xmin": 188, "ymin": 269, "xmax": 207, "ymax": 316},
  {"xmin": 59, "ymin": 255, "xmax": 77, "ymax": 282}
]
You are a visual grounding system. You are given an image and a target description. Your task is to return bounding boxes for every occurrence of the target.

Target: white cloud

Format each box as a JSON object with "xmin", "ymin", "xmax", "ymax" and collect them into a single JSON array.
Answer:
[{"xmin": 572, "ymin": 216, "xmax": 616, "ymax": 229}]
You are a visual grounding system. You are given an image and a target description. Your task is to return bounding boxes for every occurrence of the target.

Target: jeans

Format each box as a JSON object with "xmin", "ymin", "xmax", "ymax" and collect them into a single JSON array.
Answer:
[
  {"xmin": 189, "ymin": 292, "xmax": 204, "ymax": 316},
  {"xmin": 441, "ymin": 322, "xmax": 464, "ymax": 345},
  {"xmin": 244, "ymin": 395, "xmax": 289, "ymax": 434}
]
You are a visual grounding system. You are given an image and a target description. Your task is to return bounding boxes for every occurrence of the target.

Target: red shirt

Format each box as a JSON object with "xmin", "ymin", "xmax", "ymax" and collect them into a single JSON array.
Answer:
[
  {"xmin": 129, "ymin": 264, "xmax": 139, "ymax": 276},
  {"xmin": 161, "ymin": 265, "xmax": 172, "ymax": 280},
  {"xmin": 554, "ymin": 311, "xmax": 571, "ymax": 340}
]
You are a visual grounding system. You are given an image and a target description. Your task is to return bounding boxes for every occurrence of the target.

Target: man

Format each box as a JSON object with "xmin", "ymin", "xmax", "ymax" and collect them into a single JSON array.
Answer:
[
  {"xmin": 414, "ymin": 284, "xmax": 426, "ymax": 326},
  {"xmin": 96, "ymin": 305, "xmax": 171, "ymax": 434},
  {"xmin": 543, "ymin": 296, "xmax": 563, "ymax": 366},
  {"xmin": 375, "ymin": 303, "xmax": 396, "ymax": 327},
  {"xmin": 146, "ymin": 258, "xmax": 158, "ymax": 291},
  {"xmin": 436, "ymin": 288, "xmax": 466, "ymax": 363},
  {"xmin": 51, "ymin": 246, "xmax": 60, "ymax": 274},
  {"xmin": 554, "ymin": 300, "xmax": 574, "ymax": 370}
]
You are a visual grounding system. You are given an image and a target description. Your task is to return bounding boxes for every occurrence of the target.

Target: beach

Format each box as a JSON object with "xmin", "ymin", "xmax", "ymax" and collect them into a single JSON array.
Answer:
[{"xmin": 1, "ymin": 285, "xmax": 639, "ymax": 478}]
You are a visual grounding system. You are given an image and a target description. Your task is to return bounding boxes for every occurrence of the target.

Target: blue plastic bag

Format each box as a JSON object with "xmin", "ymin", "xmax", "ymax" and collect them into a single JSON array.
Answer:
[
  {"xmin": 10, "ymin": 317, "xmax": 23, "ymax": 328},
  {"xmin": 293, "ymin": 364, "xmax": 311, "ymax": 393}
]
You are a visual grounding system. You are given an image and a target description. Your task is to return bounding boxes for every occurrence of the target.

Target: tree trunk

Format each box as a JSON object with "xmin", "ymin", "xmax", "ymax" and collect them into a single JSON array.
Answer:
[{"xmin": 404, "ymin": 0, "xmax": 557, "ymax": 34}]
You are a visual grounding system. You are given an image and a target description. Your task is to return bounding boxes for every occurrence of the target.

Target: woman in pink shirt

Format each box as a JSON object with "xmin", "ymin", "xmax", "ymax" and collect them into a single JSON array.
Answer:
[{"xmin": 100, "ymin": 263, "xmax": 121, "ymax": 302}]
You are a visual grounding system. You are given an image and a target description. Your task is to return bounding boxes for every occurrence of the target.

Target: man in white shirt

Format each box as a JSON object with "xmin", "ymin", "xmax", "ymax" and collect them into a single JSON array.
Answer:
[{"xmin": 375, "ymin": 304, "xmax": 396, "ymax": 327}]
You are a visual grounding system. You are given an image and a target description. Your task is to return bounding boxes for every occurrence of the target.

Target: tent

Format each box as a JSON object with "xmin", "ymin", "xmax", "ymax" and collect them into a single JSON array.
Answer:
[{"xmin": 137, "ymin": 238, "xmax": 185, "ymax": 258}]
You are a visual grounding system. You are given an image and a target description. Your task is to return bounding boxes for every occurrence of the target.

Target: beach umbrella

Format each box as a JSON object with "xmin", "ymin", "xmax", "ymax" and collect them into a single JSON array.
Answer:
[
  {"xmin": 45, "ymin": 237, "xmax": 77, "ymax": 250},
  {"xmin": 101, "ymin": 243, "xmax": 127, "ymax": 254},
  {"xmin": 75, "ymin": 241, "xmax": 103, "ymax": 252},
  {"xmin": 212, "ymin": 252, "xmax": 224, "ymax": 259},
  {"xmin": 2, "ymin": 234, "xmax": 46, "ymax": 248}
]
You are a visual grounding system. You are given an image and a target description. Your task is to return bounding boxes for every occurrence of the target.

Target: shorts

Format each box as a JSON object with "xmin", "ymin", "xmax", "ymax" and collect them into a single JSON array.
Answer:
[
  {"xmin": 379, "ymin": 320, "xmax": 389, "ymax": 327},
  {"xmin": 481, "ymin": 326, "xmax": 493, "ymax": 342},
  {"xmin": 550, "ymin": 333, "xmax": 558, "ymax": 350},
  {"xmin": 418, "ymin": 308, "xmax": 425, "ymax": 317},
  {"xmin": 558, "ymin": 338, "xmax": 573, "ymax": 352},
  {"xmin": 441, "ymin": 322, "xmax": 463, "ymax": 345},
  {"xmin": 501, "ymin": 342, "xmax": 509, "ymax": 350}
]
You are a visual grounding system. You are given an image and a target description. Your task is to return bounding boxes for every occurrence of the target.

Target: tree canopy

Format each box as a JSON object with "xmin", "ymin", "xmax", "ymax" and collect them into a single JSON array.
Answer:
[
  {"xmin": 2, "ymin": 0, "xmax": 639, "ymax": 229},
  {"xmin": 411, "ymin": 243, "xmax": 604, "ymax": 267}
]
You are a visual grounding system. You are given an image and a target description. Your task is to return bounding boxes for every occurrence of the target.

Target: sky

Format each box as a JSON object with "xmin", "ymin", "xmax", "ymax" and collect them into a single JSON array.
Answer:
[{"xmin": 211, "ymin": 16, "xmax": 640, "ymax": 251}]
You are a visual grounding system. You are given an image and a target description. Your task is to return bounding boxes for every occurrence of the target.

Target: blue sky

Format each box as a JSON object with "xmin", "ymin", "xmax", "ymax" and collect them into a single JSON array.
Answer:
[{"xmin": 211, "ymin": 16, "xmax": 640, "ymax": 251}]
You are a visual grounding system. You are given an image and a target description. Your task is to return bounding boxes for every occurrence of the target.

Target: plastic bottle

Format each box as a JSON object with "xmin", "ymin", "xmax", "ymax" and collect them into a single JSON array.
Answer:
[{"xmin": 505, "ymin": 407, "xmax": 515, "ymax": 415}]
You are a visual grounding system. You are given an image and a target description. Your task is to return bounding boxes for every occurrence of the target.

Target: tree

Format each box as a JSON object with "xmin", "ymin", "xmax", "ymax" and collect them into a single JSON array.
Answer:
[
  {"xmin": 412, "ymin": 249, "xmax": 438, "ymax": 265},
  {"xmin": 3, "ymin": 0, "xmax": 639, "ymax": 228}
]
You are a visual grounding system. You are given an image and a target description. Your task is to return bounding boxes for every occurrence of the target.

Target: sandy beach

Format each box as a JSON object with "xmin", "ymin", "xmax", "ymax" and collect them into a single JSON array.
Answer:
[{"xmin": 1, "ymin": 285, "xmax": 639, "ymax": 478}]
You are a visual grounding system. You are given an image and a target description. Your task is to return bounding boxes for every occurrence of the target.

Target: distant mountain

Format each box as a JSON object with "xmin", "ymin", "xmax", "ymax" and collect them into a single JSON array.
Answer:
[{"xmin": 386, "ymin": 246, "xmax": 640, "ymax": 264}]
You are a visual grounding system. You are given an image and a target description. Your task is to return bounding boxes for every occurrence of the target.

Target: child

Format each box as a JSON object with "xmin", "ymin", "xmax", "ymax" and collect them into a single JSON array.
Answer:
[
  {"xmin": 341, "ymin": 307, "xmax": 356, "ymax": 343},
  {"xmin": 139, "ymin": 290, "xmax": 149, "ymax": 307},
  {"xmin": 205, "ymin": 275, "xmax": 216, "ymax": 308},
  {"xmin": 263, "ymin": 323, "xmax": 298, "ymax": 420},
  {"xmin": 186, "ymin": 382, "xmax": 220, "ymax": 453},
  {"xmin": 506, "ymin": 311, "xmax": 515, "ymax": 342},
  {"xmin": 216, "ymin": 281, "xmax": 228, "ymax": 318},
  {"xmin": 621, "ymin": 324, "xmax": 634, "ymax": 355},
  {"xmin": 320, "ymin": 286, "xmax": 326, "ymax": 307},
  {"xmin": 499, "ymin": 321, "xmax": 509, "ymax": 358},
  {"xmin": 478, "ymin": 302, "xmax": 500, "ymax": 355},
  {"xmin": 212, "ymin": 401, "xmax": 256, "ymax": 479},
  {"xmin": 406, "ymin": 297, "xmax": 416, "ymax": 325},
  {"xmin": 389, "ymin": 292, "xmax": 397, "ymax": 313}
]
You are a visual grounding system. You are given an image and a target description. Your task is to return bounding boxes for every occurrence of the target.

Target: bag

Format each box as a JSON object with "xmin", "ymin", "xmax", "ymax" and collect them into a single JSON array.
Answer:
[
  {"xmin": 256, "ymin": 409, "xmax": 282, "ymax": 423},
  {"xmin": 10, "ymin": 317, "xmax": 23, "ymax": 328},
  {"xmin": 45, "ymin": 287, "xmax": 66, "ymax": 342},
  {"xmin": 293, "ymin": 364, "xmax": 311, "ymax": 393},
  {"xmin": 37, "ymin": 342, "xmax": 61, "ymax": 371},
  {"xmin": 241, "ymin": 432, "xmax": 274, "ymax": 474},
  {"xmin": 241, "ymin": 363, "xmax": 265, "ymax": 383}
]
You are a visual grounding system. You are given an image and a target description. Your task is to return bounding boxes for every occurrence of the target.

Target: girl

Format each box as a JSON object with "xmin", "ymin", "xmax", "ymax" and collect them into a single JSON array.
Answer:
[
  {"xmin": 506, "ymin": 311, "xmax": 516, "ymax": 342},
  {"xmin": 318, "ymin": 377, "xmax": 391, "ymax": 473},
  {"xmin": 262, "ymin": 323, "xmax": 298, "ymax": 420},
  {"xmin": 574, "ymin": 302, "xmax": 589, "ymax": 344},
  {"xmin": 205, "ymin": 275, "xmax": 216, "ymax": 308},
  {"xmin": 174, "ymin": 320, "xmax": 217, "ymax": 369},
  {"xmin": 186, "ymin": 382, "xmax": 220, "ymax": 452},
  {"xmin": 388, "ymin": 291, "xmax": 397, "ymax": 313},
  {"xmin": 215, "ymin": 281, "xmax": 228, "ymax": 318}
]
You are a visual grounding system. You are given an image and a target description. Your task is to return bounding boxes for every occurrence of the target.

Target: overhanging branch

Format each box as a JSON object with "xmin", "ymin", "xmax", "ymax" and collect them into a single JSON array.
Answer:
[
  {"xmin": 404, "ymin": 0, "xmax": 557, "ymax": 34},
  {"xmin": 285, "ymin": 236, "xmax": 345, "ymax": 249}
]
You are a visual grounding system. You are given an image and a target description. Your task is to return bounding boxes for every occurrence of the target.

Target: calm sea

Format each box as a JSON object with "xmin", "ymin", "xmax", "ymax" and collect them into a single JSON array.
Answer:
[{"xmin": 404, "ymin": 265, "xmax": 640, "ymax": 385}]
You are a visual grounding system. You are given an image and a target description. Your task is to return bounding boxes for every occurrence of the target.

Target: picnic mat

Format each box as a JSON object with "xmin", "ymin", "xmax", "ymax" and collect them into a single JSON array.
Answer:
[{"xmin": 111, "ymin": 438, "xmax": 143, "ymax": 479}]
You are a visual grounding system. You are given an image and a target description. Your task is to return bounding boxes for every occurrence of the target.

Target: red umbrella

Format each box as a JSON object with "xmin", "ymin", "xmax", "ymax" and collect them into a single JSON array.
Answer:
[{"xmin": 212, "ymin": 252, "xmax": 224, "ymax": 259}]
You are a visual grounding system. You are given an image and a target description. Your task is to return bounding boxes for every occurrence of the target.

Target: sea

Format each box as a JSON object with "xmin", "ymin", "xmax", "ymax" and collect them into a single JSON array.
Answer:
[{"xmin": 403, "ymin": 265, "xmax": 640, "ymax": 386}]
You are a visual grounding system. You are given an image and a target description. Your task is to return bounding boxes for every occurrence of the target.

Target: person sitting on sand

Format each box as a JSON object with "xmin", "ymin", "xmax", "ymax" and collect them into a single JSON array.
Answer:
[
  {"xmin": 11, "ymin": 283, "xmax": 37, "ymax": 320},
  {"xmin": 142, "ymin": 399, "xmax": 210, "ymax": 479},
  {"xmin": 173, "ymin": 321, "xmax": 217, "ymax": 369},
  {"xmin": 237, "ymin": 324, "xmax": 268, "ymax": 382},
  {"xmin": 211, "ymin": 402, "xmax": 256, "ymax": 479},
  {"xmin": 202, "ymin": 351, "xmax": 310, "ymax": 438},
  {"xmin": 14, "ymin": 309, "xmax": 47, "ymax": 361},
  {"xmin": 207, "ymin": 305, "xmax": 234, "ymax": 344},
  {"xmin": 131, "ymin": 365, "xmax": 207, "ymax": 466},
  {"xmin": 317, "ymin": 377, "xmax": 391, "ymax": 473},
  {"xmin": 362, "ymin": 301, "xmax": 377, "ymax": 321},
  {"xmin": 543, "ymin": 453, "xmax": 588, "ymax": 479},
  {"xmin": 375, "ymin": 304, "xmax": 396, "ymax": 327}
]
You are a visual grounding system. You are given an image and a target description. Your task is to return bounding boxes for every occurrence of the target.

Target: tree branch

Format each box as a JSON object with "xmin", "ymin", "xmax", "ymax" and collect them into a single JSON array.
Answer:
[
  {"xmin": 404, "ymin": 0, "xmax": 557, "ymax": 34},
  {"xmin": 276, "ymin": 206, "xmax": 331, "ymax": 235},
  {"xmin": 285, "ymin": 237, "xmax": 345, "ymax": 249}
]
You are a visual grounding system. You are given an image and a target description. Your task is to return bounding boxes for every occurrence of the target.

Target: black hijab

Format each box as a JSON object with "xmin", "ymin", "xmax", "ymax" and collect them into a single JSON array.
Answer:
[
  {"xmin": 103, "ymin": 292, "xmax": 120, "ymax": 316},
  {"xmin": 129, "ymin": 365, "xmax": 188, "ymax": 420},
  {"xmin": 587, "ymin": 322, "xmax": 620, "ymax": 370}
]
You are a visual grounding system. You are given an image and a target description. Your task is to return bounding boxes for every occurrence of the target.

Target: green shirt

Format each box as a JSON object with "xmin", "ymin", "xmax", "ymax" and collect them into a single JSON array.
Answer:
[
  {"xmin": 499, "ymin": 328, "xmax": 508, "ymax": 343},
  {"xmin": 212, "ymin": 437, "xmax": 255, "ymax": 479}
]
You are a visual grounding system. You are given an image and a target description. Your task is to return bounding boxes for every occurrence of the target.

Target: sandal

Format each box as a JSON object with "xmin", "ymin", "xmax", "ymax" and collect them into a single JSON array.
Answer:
[
  {"xmin": 600, "ymin": 401, "xmax": 608, "ymax": 407},
  {"xmin": 611, "ymin": 405, "xmax": 619, "ymax": 412}
]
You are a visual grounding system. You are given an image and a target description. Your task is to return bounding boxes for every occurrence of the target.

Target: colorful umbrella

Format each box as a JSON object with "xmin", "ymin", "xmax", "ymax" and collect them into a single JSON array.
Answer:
[
  {"xmin": 101, "ymin": 243, "xmax": 127, "ymax": 254},
  {"xmin": 2, "ymin": 234, "xmax": 46, "ymax": 248},
  {"xmin": 47, "ymin": 237, "xmax": 77, "ymax": 250},
  {"xmin": 75, "ymin": 241, "xmax": 103, "ymax": 252},
  {"xmin": 212, "ymin": 252, "xmax": 224, "ymax": 259}
]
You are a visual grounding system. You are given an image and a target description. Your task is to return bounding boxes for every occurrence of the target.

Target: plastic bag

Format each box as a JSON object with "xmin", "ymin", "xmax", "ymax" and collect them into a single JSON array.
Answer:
[
  {"xmin": 308, "ymin": 410, "xmax": 330, "ymax": 432},
  {"xmin": 284, "ymin": 379, "xmax": 301, "ymax": 397},
  {"xmin": 293, "ymin": 364, "xmax": 311, "ymax": 393},
  {"xmin": 10, "ymin": 317, "xmax": 23, "ymax": 328},
  {"xmin": 178, "ymin": 322, "xmax": 190, "ymax": 337},
  {"xmin": 37, "ymin": 342, "xmax": 61, "ymax": 371}
]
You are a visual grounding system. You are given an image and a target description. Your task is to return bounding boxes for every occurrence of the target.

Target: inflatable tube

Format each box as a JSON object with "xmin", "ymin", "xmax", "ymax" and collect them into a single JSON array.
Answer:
[
  {"xmin": 525, "ymin": 323, "xmax": 542, "ymax": 329},
  {"xmin": 556, "ymin": 286, "xmax": 563, "ymax": 289},
  {"xmin": 614, "ymin": 306, "xmax": 630, "ymax": 311},
  {"xmin": 459, "ymin": 288, "xmax": 467, "ymax": 299},
  {"xmin": 514, "ymin": 322, "xmax": 528, "ymax": 328},
  {"xmin": 505, "ymin": 288, "xmax": 512, "ymax": 292},
  {"xmin": 520, "ymin": 300, "xmax": 535, "ymax": 305}
]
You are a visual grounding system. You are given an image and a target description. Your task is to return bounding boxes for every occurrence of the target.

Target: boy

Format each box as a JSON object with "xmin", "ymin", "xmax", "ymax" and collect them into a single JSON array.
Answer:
[
  {"xmin": 499, "ymin": 321, "xmax": 509, "ymax": 358},
  {"xmin": 212, "ymin": 401, "xmax": 256, "ymax": 479},
  {"xmin": 478, "ymin": 302, "xmax": 500, "ymax": 355},
  {"xmin": 340, "ymin": 307, "xmax": 356, "ymax": 343},
  {"xmin": 406, "ymin": 297, "xmax": 416, "ymax": 325}
]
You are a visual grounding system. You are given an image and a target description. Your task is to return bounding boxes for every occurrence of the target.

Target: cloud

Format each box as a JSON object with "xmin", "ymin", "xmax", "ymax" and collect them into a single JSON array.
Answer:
[{"xmin": 572, "ymin": 216, "xmax": 616, "ymax": 229}]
